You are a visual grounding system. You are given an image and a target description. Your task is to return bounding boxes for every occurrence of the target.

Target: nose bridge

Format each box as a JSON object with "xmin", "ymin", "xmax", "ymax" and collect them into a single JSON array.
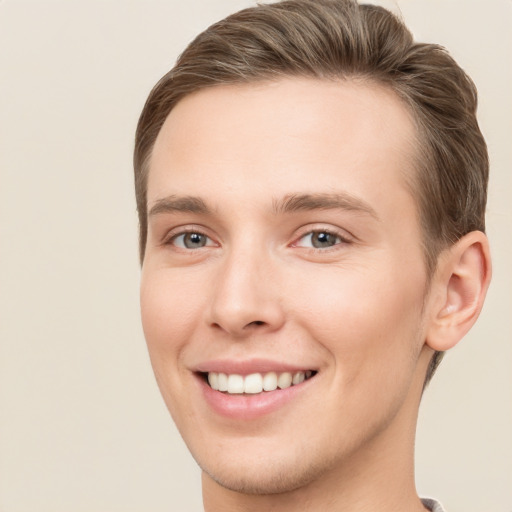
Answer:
[{"xmin": 207, "ymin": 236, "xmax": 284, "ymax": 336}]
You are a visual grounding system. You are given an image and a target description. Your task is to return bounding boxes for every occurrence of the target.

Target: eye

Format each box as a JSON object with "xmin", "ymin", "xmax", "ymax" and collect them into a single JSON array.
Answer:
[
  {"xmin": 295, "ymin": 230, "xmax": 344, "ymax": 249},
  {"xmin": 171, "ymin": 231, "xmax": 215, "ymax": 249}
]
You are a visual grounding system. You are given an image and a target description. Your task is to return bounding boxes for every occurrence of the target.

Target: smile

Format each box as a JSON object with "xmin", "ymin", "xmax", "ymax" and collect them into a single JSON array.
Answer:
[{"xmin": 206, "ymin": 370, "xmax": 315, "ymax": 394}]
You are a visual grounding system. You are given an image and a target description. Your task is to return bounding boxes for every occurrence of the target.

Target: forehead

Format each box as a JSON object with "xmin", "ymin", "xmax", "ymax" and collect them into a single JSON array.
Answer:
[{"xmin": 149, "ymin": 77, "xmax": 418, "ymax": 214}]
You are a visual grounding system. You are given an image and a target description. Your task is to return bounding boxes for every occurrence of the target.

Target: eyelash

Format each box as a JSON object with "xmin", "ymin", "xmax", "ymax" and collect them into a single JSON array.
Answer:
[
  {"xmin": 163, "ymin": 226, "xmax": 353, "ymax": 252},
  {"xmin": 292, "ymin": 228, "xmax": 352, "ymax": 251},
  {"xmin": 164, "ymin": 228, "xmax": 216, "ymax": 250}
]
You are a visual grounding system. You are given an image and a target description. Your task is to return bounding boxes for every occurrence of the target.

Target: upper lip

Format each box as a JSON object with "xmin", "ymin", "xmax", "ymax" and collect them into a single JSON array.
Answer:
[{"xmin": 194, "ymin": 358, "xmax": 317, "ymax": 376}]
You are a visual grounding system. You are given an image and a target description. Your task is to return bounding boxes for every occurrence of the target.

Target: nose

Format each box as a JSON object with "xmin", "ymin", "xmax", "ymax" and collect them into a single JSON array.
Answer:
[{"xmin": 206, "ymin": 247, "xmax": 285, "ymax": 338}]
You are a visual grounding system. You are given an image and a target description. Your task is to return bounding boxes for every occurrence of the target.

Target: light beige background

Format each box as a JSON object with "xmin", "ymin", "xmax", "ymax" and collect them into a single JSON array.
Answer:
[{"xmin": 0, "ymin": 1, "xmax": 510, "ymax": 511}]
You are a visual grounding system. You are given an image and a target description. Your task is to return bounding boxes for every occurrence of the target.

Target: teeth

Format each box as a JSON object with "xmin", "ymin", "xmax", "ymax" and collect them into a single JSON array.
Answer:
[
  {"xmin": 292, "ymin": 371, "xmax": 305, "ymax": 385},
  {"xmin": 218, "ymin": 372, "xmax": 228, "ymax": 392},
  {"xmin": 207, "ymin": 370, "xmax": 314, "ymax": 394},
  {"xmin": 227, "ymin": 374, "xmax": 244, "ymax": 394},
  {"xmin": 262, "ymin": 372, "xmax": 277, "ymax": 391},
  {"xmin": 208, "ymin": 372, "xmax": 219, "ymax": 390},
  {"xmin": 277, "ymin": 372, "xmax": 292, "ymax": 389},
  {"xmin": 244, "ymin": 373, "xmax": 263, "ymax": 394}
]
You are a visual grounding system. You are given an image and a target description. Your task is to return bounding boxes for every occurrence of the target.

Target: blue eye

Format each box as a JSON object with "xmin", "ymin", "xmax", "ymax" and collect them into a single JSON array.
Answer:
[
  {"xmin": 296, "ymin": 231, "xmax": 343, "ymax": 249},
  {"xmin": 172, "ymin": 232, "xmax": 213, "ymax": 249}
]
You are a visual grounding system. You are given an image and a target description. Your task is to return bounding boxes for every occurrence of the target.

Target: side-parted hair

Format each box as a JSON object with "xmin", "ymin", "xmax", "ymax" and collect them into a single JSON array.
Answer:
[{"xmin": 134, "ymin": 0, "xmax": 488, "ymax": 383}]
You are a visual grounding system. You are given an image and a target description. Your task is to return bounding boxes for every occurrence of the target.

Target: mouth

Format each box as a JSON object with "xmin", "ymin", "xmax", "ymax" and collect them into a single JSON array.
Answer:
[{"xmin": 202, "ymin": 370, "xmax": 317, "ymax": 395}]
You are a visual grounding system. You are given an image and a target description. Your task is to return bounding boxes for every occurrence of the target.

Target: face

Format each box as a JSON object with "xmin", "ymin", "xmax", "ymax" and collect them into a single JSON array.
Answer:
[{"xmin": 141, "ymin": 78, "xmax": 433, "ymax": 495}]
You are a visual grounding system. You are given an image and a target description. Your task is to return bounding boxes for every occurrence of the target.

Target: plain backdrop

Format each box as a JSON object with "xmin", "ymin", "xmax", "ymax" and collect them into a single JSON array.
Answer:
[{"xmin": 0, "ymin": 1, "xmax": 510, "ymax": 511}]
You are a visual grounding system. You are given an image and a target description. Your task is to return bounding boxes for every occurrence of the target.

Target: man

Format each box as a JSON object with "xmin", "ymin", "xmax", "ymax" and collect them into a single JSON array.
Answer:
[{"xmin": 134, "ymin": 1, "xmax": 491, "ymax": 510}]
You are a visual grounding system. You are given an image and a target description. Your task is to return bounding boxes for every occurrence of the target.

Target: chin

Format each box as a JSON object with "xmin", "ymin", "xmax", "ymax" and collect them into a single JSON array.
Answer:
[
  {"xmin": 197, "ymin": 447, "xmax": 335, "ymax": 496},
  {"xmin": 204, "ymin": 466, "xmax": 318, "ymax": 495}
]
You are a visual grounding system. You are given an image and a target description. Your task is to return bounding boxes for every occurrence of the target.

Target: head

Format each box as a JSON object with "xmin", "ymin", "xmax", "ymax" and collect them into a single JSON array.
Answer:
[
  {"xmin": 134, "ymin": 0, "xmax": 488, "ymax": 386},
  {"xmin": 134, "ymin": 0, "xmax": 491, "ymax": 501}
]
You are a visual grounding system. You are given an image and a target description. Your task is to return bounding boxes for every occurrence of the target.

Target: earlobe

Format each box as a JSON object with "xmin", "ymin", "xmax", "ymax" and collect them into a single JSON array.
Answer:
[{"xmin": 426, "ymin": 231, "xmax": 491, "ymax": 352}]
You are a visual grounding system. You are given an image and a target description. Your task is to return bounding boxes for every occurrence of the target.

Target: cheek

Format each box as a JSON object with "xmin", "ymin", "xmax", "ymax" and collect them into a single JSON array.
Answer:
[
  {"xmin": 139, "ymin": 269, "xmax": 205, "ymax": 424},
  {"xmin": 140, "ymin": 270, "xmax": 201, "ymax": 360},
  {"xmin": 289, "ymin": 260, "xmax": 426, "ymax": 370}
]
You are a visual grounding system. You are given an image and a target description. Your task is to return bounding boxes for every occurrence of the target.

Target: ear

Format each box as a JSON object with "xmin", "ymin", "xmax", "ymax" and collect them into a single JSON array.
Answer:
[{"xmin": 425, "ymin": 231, "xmax": 492, "ymax": 352}]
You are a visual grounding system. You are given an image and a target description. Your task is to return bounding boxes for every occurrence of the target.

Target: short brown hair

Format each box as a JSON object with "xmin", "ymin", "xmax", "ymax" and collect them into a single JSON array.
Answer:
[{"xmin": 134, "ymin": 0, "xmax": 488, "ymax": 383}]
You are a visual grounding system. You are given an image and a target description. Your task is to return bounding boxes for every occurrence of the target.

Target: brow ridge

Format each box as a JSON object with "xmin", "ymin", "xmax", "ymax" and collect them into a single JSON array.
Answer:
[
  {"xmin": 273, "ymin": 193, "xmax": 378, "ymax": 219},
  {"xmin": 148, "ymin": 195, "xmax": 211, "ymax": 217},
  {"xmin": 148, "ymin": 192, "xmax": 378, "ymax": 220}
]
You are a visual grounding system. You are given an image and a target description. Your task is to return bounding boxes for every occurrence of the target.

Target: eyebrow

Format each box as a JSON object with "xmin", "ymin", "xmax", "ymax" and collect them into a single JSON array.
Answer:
[
  {"xmin": 272, "ymin": 193, "xmax": 379, "ymax": 220},
  {"xmin": 148, "ymin": 192, "xmax": 379, "ymax": 220},
  {"xmin": 148, "ymin": 195, "xmax": 212, "ymax": 217}
]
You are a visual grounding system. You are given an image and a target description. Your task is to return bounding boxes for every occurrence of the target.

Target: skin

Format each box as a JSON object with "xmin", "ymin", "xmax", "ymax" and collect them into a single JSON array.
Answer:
[{"xmin": 140, "ymin": 78, "xmax": 491, "ymax": 512}]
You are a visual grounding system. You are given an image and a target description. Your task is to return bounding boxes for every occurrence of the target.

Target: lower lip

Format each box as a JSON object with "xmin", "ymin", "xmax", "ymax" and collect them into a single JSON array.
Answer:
[{"xmin": 198, "ymin": 375, "xmax": 313, "ymax": 420}]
